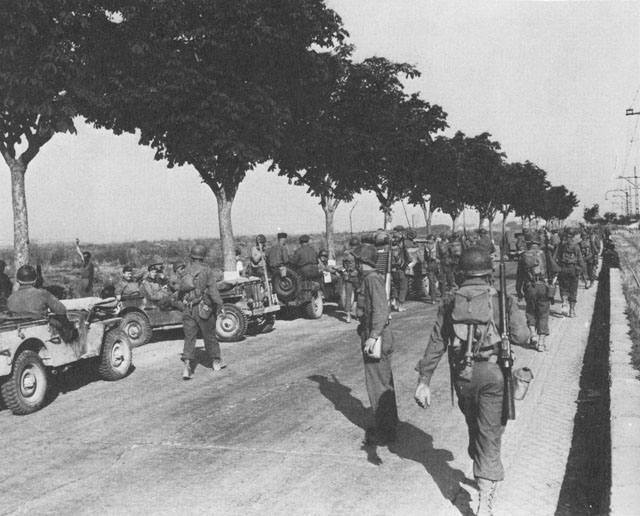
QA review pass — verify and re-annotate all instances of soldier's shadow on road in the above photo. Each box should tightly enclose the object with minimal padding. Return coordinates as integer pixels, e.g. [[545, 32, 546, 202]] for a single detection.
[[308, 374, 473, 515]]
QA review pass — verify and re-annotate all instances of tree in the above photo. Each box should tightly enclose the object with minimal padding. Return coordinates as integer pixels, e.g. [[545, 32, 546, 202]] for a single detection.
[[584, 204, 600, 224], [82, 0, 345, 271], [511, 161, 550, 228], [538, 185, 579, 225], [453, 132, 505, 241], [0, 2, 101, 266], [353, 60, 447, 228]]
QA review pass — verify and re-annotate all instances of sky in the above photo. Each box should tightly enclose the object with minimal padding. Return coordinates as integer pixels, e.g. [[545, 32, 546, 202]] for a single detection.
[[0, 0, 638, 246]]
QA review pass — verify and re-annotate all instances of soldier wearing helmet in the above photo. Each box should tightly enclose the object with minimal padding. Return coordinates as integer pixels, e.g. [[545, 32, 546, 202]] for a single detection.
[[247, 234, 268, 279], [390, 228, 410, 312], [516, 235, 560, 352], [352, 243, 398, 446], [437, 230, 454, 296], [8, 265, 77, 341], [553, 228, 585, 317], [266, 232, 289, 278], [0, 259, 13, 303], [179, 244, 225, 379], [415, 246, 527, 515], [341, 236, 361, 323], [317, 248, 342, 298]]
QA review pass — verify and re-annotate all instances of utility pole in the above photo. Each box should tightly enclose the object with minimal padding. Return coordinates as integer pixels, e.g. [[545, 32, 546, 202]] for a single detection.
[[618, 165, 640, 216]]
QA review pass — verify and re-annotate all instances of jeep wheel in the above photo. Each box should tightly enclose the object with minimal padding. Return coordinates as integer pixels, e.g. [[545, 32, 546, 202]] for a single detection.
[[303, 291, 323, 319], [1, 350, 49, 415], [273, 266, 301, 302], [216, 304, 248, 342], [99, 329, 133, 381], [120, 311, 152, 348]]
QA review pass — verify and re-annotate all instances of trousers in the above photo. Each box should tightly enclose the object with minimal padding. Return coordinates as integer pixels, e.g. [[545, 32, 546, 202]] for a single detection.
[[361, 325, 398, 439], [391, 270, 408, 303], [558, 266, 579, 303], [524, 282, 551, 335], [455, 361, 505, 481], [181, 305, 220, 362]]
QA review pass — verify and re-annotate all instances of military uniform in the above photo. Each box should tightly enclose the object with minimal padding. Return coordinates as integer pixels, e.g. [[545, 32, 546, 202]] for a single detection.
[[579, 237, 596, 288], [390, 235, 409, 311], [355, 253, 398, 445], [141, 276, 179, 310], [8, 283, 76, 341], [8, 284, 67, 318], [290, 242, 320, 279], [554, 235, 585, 317], [341, 243, 360, 322], [247, 245, 268, 278], [77, 260, 94, 297], [266, 233, 289, 277], [0, 270, 13, 300], [423, 237, 440, 304], [437, 235, 454, 296], [115, 278, 141, 298], [180, 260, 224, 367], [416, 278, 527, 482], [516, 242, 560, 351]]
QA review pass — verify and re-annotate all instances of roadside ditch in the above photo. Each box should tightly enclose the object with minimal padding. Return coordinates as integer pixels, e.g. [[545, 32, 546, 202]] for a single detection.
[[555, 260, 612, 516]]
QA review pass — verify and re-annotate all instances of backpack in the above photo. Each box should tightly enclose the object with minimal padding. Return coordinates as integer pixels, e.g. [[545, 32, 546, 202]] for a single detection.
[[580, 242, 593, 260], [522, 249, 546, 280], [451, 284, 501, 354], [561, 247, 578, 266]]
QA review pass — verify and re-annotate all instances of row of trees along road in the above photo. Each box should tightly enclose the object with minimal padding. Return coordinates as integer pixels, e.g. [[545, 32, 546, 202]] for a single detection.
[[0, 1, 578, 271]]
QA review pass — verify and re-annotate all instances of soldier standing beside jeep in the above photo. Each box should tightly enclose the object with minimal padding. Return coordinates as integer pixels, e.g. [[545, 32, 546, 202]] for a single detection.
[[180, 245, 225, 380], [266, 232, 289, 278]]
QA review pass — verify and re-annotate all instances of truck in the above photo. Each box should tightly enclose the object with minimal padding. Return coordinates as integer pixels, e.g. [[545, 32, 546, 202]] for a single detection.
[[0, 297, 133, 415]]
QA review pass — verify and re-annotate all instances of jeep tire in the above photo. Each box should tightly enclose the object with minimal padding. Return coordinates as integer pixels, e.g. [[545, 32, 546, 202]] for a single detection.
[[99, 329, 133, 381], [1, 349, 49, 415], [120, 311, 152, 348], [273, 266, 301, 303], [216, 304, 248, 342]]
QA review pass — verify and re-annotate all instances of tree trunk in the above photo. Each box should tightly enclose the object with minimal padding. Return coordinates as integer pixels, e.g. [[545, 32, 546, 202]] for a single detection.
[[209, 184, 237, 273], [7, 157, 30, 268], [321, 193, 339, 260], [419, 199, 433, 235]]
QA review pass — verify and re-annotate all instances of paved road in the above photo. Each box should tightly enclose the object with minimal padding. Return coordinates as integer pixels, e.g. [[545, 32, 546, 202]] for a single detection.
[[1, 267, 551, 516]]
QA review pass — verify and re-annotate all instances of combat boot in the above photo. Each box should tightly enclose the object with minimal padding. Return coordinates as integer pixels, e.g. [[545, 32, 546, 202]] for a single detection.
[[476, 478, 497, 516], [561, 298, 569, 317], [182, 360, 193, 380], [537, 334, 547, 352], [527, 326, 537, 347], [569, 302, 576, 318]]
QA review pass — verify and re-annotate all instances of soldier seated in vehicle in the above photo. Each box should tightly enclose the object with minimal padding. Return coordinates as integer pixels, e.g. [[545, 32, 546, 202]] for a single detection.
[[247, 234, 268, 279], [114, 265, 142, 300], [140, 264, 182, 310], [8, 265, 77, 341], [290, 235, 320, 279], [318, 249, 343, 301]]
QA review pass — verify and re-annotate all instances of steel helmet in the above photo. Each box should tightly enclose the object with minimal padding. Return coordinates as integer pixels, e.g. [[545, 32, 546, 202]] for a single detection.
[[349, 237, 360, 247], [319, 249, 329, 258], [459, 246, 493, 277], [189, 244, 207, 260], [16, 264, 37, 284], [256, 234, 267, 244], [406, 230, 417, 240], [352, 243, 378, 267]]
